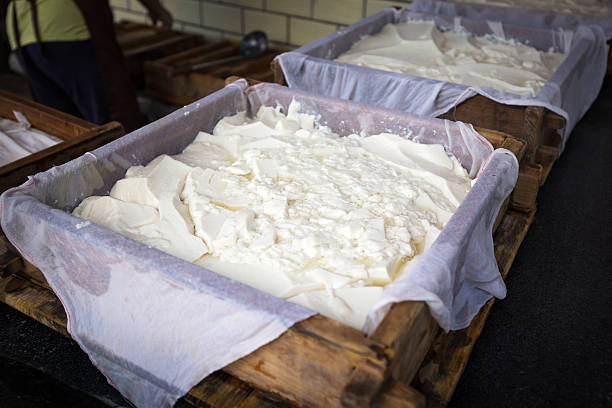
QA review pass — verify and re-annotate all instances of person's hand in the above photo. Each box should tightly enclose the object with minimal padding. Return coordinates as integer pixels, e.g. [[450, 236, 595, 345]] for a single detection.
[[139, 0, 173, 30], [149, 5, 172, 29]]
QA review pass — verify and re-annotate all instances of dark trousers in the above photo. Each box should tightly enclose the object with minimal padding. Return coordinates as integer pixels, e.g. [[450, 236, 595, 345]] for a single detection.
[[19, 40, 111, 125], [74, 0, 147, 132]]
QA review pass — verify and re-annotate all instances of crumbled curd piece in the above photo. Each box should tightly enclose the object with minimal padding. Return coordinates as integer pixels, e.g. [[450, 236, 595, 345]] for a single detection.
[[73, 102, 474, 330], [335, 20, 566, 96]]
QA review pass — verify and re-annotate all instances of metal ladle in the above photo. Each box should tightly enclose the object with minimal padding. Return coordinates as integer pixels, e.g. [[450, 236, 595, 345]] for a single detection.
[[191, 31, 268, 71]]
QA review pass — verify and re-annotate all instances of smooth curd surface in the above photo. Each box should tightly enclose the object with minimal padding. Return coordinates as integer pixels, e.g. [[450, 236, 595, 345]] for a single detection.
[[451, 0, 611, 19], [335, 20, 566, 96], [73, 102, 474, 330]]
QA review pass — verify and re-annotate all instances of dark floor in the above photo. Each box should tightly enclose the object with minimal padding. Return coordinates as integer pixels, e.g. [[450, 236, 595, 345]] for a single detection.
[[450, 77, 612, 408], [0, 76, 611, 407]]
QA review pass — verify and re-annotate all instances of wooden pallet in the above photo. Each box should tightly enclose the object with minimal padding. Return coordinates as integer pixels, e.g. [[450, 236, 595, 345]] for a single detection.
[[115, 21, 203, 89], [144, 40, 282, 106], [413, 209, 535, 407], [271, 60, 563, 184], [0, 206, 534, 408], [0, 90, 125, 192], [473, 127, 538, 213], [0, 85, 535, 407]]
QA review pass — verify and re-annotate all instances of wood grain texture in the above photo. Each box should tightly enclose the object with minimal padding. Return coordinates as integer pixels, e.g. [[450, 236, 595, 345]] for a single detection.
[[0, 274, 425, 407], [511, 164, 541, 212], [0, 121, 124, 192], [444, 96, 526, 139], [373, 380, 427, 408], [522, 106, 545, 163], [185, 370, 297, 408], [370, 302, 439, 387], [271, 59, 287, 86], [0, 275, 69, 337], [535, 144, 559, 186], [114, 22, 202, 88], [0, 89, 92, 139], [412, 209, 536, 407], [144, 41, 279, 105], [0, 209, 531, 407], [223, 314, 389, 407], [475, 126, 541, 212]]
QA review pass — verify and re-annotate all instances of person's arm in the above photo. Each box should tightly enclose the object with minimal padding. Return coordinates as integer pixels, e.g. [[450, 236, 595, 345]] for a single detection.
[[137, 0, 173, 29]]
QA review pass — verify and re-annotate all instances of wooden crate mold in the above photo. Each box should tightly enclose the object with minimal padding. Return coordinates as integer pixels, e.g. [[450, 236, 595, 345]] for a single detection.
[[144, 40, 282, 106], [0, 88, 535, 407], [115, 21, 203, 88], [0, 90, 125, 193], [271, 60, 564, 185]]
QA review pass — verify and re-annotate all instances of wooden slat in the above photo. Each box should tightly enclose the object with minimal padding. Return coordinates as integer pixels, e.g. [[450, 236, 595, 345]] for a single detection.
[[122, 32, 198, 57], [371, 301, 439, 386], [0, 275, 69, 337], [511, 164, 541, 212], [413, 209, 536, 407], [522, 106, 545, 163], [440, 95, 530, 140], [145, 44, 282, 106], [222, 314, 389, 407], [184, 370, 296, 408], [0, 89, 92, 139], [144, 72, 227, 106], [114, 22, 203, 87], [271, 59, 286, 86], [373, 380, 426, 408], [473, 127, 507, 149], [535, 144, 559, 186], [475, 126, 541, 212], [543, 111, 566, 131], [500, 136, 527, 163], [149, 40, 235, 70], [0, 121, 124, 192]]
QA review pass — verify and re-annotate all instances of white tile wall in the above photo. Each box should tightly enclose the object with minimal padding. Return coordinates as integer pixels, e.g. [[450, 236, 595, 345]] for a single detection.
[[112, 0, 413, 47]]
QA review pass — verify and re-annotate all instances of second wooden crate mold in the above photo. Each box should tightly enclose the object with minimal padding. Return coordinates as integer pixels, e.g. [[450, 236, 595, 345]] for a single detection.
[[272, 8, 608, 185]]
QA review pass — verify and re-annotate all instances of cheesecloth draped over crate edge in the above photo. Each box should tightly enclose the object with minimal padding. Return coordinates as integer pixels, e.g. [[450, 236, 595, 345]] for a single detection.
[[410, 0, 612, 39], [276, 8, 609, 154], [0, 81, 517, 408]]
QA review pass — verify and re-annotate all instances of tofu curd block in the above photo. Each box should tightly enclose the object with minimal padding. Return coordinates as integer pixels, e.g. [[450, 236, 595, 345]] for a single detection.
[[335, 19, 566, 97], [73, 102, 475, 330], [451, 0, 611, 19]]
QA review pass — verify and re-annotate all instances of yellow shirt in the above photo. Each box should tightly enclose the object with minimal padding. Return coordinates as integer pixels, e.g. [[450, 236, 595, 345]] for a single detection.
[[6, 0, 91, 50]]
